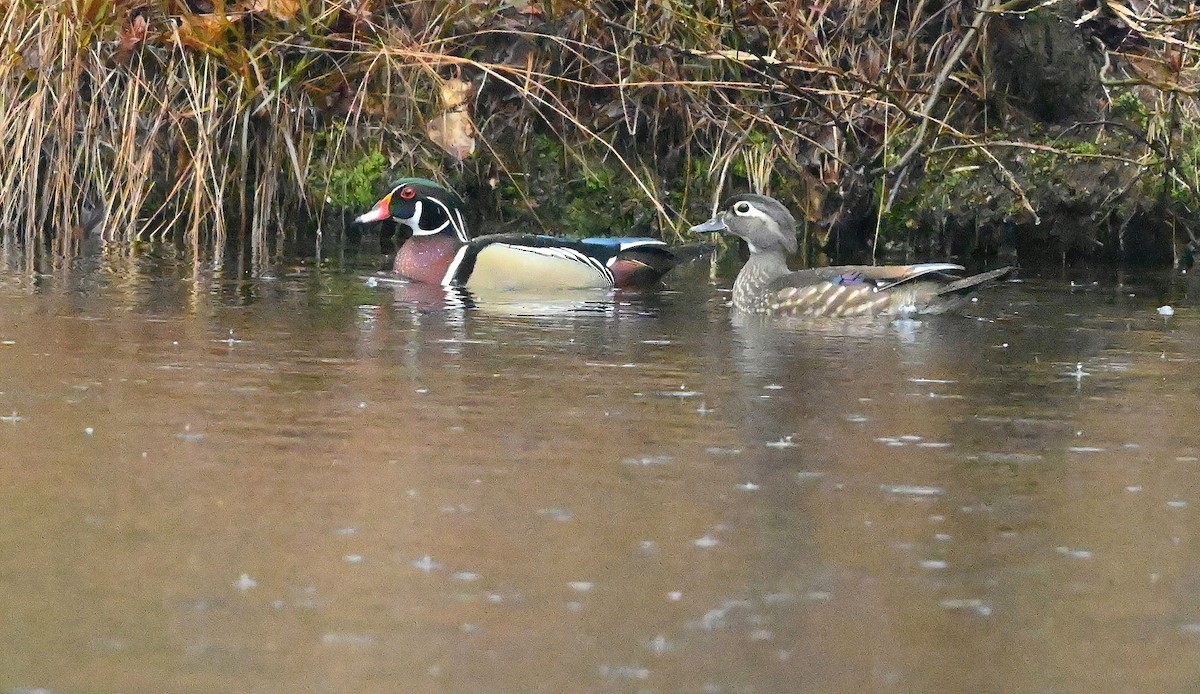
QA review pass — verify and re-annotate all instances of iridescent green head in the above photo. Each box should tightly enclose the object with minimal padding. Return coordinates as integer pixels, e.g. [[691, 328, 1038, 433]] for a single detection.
[[354, 178, 468, 242]]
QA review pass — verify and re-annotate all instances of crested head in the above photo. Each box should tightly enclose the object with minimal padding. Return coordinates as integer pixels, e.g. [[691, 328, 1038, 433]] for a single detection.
[[354, 177, 468, 242], [717, 194, 798, 255]]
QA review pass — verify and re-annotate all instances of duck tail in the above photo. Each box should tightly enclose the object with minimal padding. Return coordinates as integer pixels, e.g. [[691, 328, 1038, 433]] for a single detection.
[[935, 266, 1017, 297]]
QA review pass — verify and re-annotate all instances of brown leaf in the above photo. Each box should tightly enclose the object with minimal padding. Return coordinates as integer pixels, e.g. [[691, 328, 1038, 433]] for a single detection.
[[509, 0, 543, 15], [246, 0, 301, 21], [426, 111, 476, 161], [117, 14, 149, 62], [173, 13, 242, 52]]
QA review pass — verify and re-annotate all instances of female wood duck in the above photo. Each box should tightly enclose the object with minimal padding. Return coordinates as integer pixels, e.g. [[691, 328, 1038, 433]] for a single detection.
[[355, 178, 678, 291], [690, 194, 1015, 317]]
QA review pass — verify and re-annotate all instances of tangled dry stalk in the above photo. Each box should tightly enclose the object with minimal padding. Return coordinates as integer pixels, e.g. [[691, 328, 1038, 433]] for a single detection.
[[0, 0, 1197, 268]]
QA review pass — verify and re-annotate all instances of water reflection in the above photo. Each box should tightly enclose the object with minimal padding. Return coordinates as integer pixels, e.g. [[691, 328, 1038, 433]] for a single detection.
[[1, 257, 1200, 692]]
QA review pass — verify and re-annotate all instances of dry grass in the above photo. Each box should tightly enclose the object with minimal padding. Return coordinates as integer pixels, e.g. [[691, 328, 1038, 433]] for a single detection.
[[0, 0, 1197, 266]]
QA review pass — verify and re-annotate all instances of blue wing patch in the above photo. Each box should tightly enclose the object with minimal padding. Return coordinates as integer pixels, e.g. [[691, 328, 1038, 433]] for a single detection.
[[831, 271, 866, 286]]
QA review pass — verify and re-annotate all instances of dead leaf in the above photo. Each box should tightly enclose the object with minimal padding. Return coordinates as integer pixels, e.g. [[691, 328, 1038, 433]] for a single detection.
[[246, 0, 301, 21], [426, 111, 476, 161], [118, 14, 149, 62], [509, 0, 543, 15], [685, 48, 781, 64], [425, 77, 477, 160], [173, 13, 242, 52], [438, 77, 474, 109]]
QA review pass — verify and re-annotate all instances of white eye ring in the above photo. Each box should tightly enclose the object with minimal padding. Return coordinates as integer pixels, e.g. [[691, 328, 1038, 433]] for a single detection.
[[733, 201, 752, 215]]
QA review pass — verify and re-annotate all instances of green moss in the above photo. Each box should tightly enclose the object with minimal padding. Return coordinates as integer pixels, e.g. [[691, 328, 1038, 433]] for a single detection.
[[320, 150, 389, 210], [1111, 91, 1151, 130]]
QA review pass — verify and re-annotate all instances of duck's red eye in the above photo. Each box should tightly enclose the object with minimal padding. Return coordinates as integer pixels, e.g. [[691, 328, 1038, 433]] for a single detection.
[[399, 187, 416, 200]]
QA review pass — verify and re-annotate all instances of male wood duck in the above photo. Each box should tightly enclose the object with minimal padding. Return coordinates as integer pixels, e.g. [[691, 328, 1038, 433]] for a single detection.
[[355, 178, 678, 290], [690, 194, 1015, 317]]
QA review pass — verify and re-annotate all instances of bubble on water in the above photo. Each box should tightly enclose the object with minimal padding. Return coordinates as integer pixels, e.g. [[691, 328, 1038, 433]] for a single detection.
[[1125, 486, 1143, 493], [919, 559, 948, 570], [487, 593, 504, 603], [845, 413, 869, 422], [763, 383, 783, 390], [344, 554, 363, 564], [737, 482, 761, 491], [565, 601, 584, 612], [1157, 305, 1175, 316], [461, 623, 479, 634], [452, 571, 480, 582], [411, 556, 441, 572], [84, 427, 94, 436], [765, 435, 796, 449], [694, 535, 719, 548], [806, 591, 833, 601], [1068, 446, 1105, 453], [1168, 500, 1188, 509], [233, 573, 257, 591], [569, 581, 594, 593], [668, 591, 683, 601], [934, 533, 952, 541], [1180, 623, 1200, 634]]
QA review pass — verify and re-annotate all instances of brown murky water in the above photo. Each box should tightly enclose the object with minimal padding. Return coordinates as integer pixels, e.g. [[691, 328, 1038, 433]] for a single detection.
[[3, 251, 1200, 693]]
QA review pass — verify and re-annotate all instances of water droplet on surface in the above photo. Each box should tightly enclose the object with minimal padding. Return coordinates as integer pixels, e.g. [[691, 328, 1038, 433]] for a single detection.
[[624, 455, 674, 466], [765, 435, 796, 449], [1056, 547, 1093, 560], [647, 634, 672, 654], [321, 632, 376, 646], [880, 484, 946, 497]]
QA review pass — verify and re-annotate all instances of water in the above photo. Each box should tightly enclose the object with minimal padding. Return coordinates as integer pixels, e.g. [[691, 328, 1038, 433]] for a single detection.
[[3, 253, 1200, 692]]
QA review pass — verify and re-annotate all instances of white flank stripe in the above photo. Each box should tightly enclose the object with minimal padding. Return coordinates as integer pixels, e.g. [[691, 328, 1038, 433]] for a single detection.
[[441, 245, 471, 286], [503, 244, 613, 283]]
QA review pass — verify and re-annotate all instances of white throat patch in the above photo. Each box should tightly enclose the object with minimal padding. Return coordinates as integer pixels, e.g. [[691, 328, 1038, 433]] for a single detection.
[[398, 198, 469, 242]]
